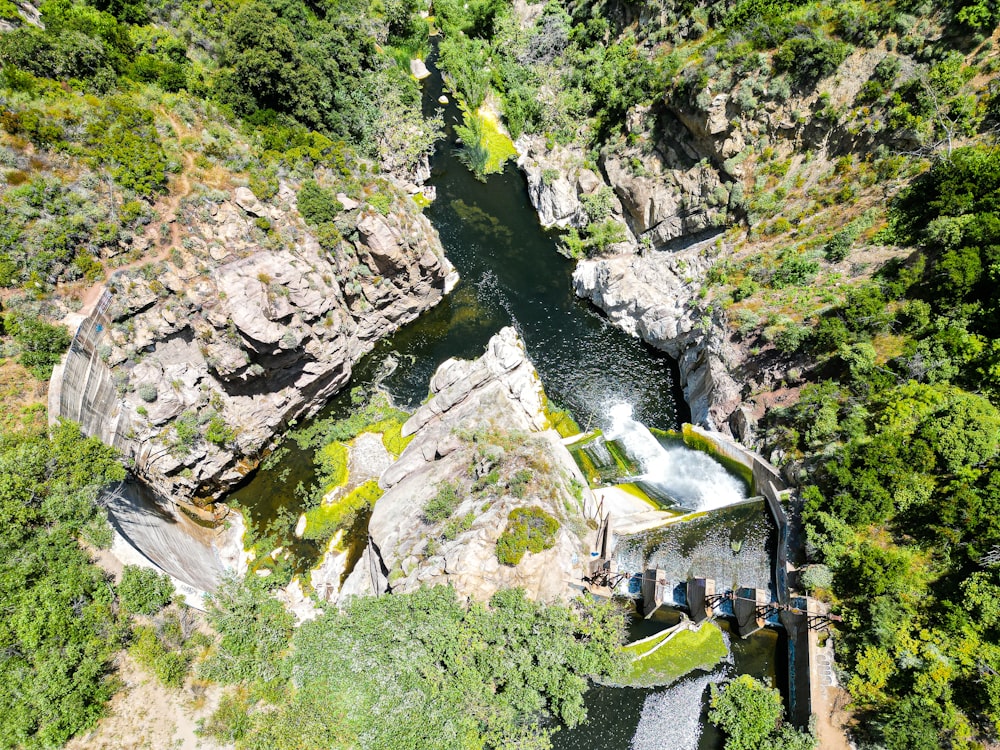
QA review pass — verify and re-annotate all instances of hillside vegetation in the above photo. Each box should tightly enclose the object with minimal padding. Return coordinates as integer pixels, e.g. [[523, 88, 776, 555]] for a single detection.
[[2, 0, 1000, 747], [431, 1, 1000, 747]]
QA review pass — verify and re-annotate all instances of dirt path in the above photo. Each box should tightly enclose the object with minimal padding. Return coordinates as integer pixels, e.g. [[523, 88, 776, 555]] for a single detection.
[[64, 653, 232, 750], [71, 110, 197, 321]]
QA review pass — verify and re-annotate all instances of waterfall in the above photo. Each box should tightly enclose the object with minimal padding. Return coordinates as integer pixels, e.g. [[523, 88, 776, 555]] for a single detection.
[[605, 403, 747, 512]]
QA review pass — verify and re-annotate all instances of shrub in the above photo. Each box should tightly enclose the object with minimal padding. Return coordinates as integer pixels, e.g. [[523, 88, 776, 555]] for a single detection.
[[368, 192, 392, 216], [4, 312, 71, 380], [801, 564, 834, 592], [205, 414, 235, 447], [162, 413, 198, 457], [138, 383, 158, 402], [496, 506, 560, 565], [771, 254, 819, 288], [824, 230, 854, 262], [581, 187, 616, 223], [424, 481, 462, 523], [731, 277, 758, 301], [773, 36, 850, 86], [118, 565, 174, 614], [131, 625, 187, 687], [297, 180, 343, 226]]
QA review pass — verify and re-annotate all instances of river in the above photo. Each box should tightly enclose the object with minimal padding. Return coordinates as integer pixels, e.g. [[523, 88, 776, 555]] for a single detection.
[[228, 49, 780, 750]]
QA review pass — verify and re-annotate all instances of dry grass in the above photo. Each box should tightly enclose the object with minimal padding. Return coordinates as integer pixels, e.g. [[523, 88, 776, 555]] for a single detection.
[[0, 359, 47, 433]]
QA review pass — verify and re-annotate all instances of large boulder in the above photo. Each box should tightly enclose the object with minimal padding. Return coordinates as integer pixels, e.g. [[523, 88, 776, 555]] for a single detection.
[[340, 328, 596, 604]]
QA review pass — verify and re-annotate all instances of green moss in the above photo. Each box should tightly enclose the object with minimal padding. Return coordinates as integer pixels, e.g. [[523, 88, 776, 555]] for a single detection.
[[316, 441, 349, 492], [496, 506, 560, 565], [616, 482, 658, 507], [379, 419, 414, 457], [303, 479, 383, 543], [543, 398, 581, 438], [621, 621, 728, 687]]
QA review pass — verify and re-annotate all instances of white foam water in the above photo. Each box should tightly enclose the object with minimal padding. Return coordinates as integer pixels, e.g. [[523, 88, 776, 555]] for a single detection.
[[629, 670, 723, 750], [605, 403, 747, 512]]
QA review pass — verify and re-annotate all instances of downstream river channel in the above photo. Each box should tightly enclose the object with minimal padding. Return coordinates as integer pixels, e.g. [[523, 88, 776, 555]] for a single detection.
[[230, 52, 780, 750]]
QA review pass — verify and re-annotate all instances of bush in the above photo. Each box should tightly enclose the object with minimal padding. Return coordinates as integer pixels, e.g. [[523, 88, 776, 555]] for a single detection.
[[771, 254, 819, 288], [731, 277, 759, 301], [773, 36, 850, 86], [581, 187, 615, 223], [296, 179, 342, 226], [118, 565, 174, 614], [205, 414, 235, 447], [824, 230, 854, 262], [424, 481, 462, 523], [496, 506, 560, 565], [138, 383, 158, 402], [131, 625, 188, 687], [801, 564, 833, 592], [4, 312, 71, 380]]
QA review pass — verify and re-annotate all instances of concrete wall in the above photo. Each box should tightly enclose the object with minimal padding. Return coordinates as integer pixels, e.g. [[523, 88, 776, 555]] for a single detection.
[[683, 425, 788, 596], [685, 424, 811, 727], [48, 290, 135, 459]]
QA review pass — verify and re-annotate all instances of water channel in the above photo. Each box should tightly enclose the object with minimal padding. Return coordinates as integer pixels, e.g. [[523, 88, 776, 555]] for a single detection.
[[227, 50, 780, 750]]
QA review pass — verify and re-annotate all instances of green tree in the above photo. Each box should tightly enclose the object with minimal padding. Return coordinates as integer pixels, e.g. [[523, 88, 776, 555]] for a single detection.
[[117, 565, 174, 615], [208, 586, 626, 750], [0, 420, 125, 748], [709, 675, 809, 750], [217, 2, 322, 126]]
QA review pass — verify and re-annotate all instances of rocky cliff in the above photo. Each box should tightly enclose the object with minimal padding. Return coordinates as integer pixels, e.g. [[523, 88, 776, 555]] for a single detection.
[[514, 48, 891, 433], [338, 328, 595, 604], [572, 244, 741, 430], [51, 183, 457, 504]]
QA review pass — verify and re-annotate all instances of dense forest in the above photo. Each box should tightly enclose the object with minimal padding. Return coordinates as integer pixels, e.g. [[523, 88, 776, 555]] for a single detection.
[[1, 0, 999, 747]]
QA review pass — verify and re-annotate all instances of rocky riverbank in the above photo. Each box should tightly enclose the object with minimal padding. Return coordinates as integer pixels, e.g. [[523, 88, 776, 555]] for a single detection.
[[51, 182, 457, 505], [330, 328, 596, 604], [516, 128, 746, 432]]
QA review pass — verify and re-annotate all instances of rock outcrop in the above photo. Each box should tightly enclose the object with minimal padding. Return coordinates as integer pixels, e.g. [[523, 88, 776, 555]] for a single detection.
[[52, 183, 457, 503], [572, 242, 742, 429], [514, 113, 741, 429], [516, 136, 608, 230], [339, 328, 595, 604]]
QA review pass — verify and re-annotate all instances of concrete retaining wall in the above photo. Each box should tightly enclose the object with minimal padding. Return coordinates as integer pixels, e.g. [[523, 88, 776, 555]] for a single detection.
[[684, 424, 811, 727]]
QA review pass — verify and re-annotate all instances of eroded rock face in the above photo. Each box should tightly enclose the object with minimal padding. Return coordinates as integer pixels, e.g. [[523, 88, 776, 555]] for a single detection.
[[516, 136, 614, 230], [59, 184, 456, 503], [572, 242, 742, 430], [339, 328, 595, 604]]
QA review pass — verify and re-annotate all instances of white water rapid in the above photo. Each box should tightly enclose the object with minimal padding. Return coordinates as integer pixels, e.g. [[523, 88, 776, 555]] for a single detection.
[[604, 403, 748, 512], [629, 669, 725, 750]]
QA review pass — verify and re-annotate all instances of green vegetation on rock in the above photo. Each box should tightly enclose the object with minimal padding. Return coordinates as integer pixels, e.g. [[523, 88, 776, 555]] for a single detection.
[[496, 505, 560, 565], [302, 479, 383, 544]]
